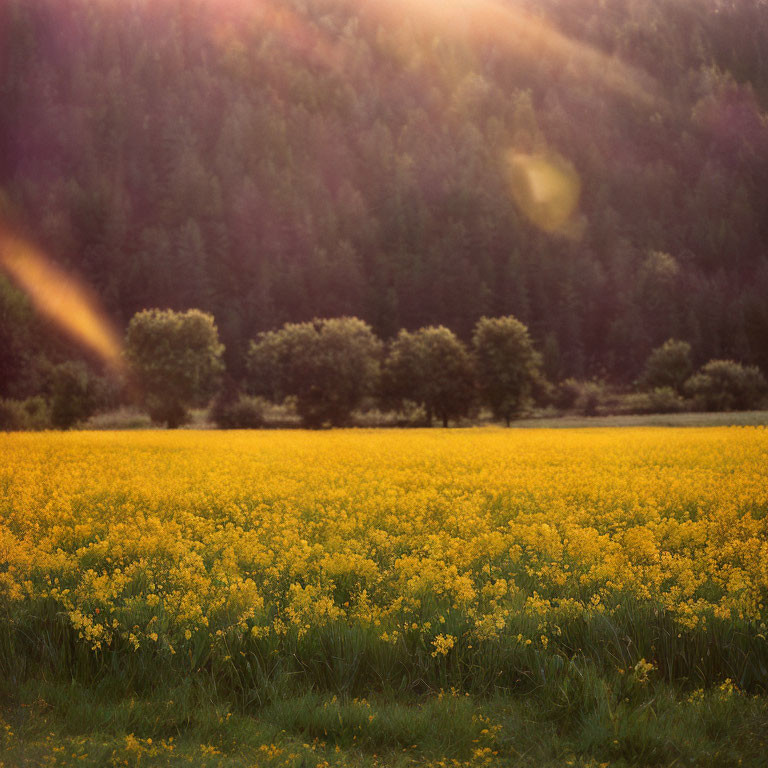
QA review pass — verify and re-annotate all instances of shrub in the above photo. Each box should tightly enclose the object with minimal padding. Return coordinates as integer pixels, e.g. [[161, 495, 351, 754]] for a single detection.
[[555, 379, 606, 415], [555, 378, 582, 410], [580, 381, 605, 416], [0, 399, 28, 430], [685, 360, 767, 411], [0, 396, 51, 431], [638, 339, 693, 394], [49, 361, 95, 429], [647, 386, 687, 413], [23, 396, 51, 429], [627, 387, 688, 414], [211, 395, 266, 429], [530, 373, 556, 409]]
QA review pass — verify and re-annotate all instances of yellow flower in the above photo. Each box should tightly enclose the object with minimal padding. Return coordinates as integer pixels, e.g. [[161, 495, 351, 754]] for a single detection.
[[2, 427, 766, 679], [431, 634, 456, 657]]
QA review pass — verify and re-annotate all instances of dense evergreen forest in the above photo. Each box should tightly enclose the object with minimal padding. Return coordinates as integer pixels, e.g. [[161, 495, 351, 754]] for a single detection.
[[2, 0, 768, 390]]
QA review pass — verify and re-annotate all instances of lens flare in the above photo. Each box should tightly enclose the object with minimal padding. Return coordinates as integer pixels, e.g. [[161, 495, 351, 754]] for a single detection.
[[0, 225, 125, 373], [504, 151, 581, 234]]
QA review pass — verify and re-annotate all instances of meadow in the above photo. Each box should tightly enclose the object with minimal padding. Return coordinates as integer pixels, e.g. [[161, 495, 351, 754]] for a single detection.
[[1, 428, 767, 767]]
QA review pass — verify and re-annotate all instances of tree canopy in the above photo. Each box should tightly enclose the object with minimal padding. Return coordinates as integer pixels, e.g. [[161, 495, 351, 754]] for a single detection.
[[248, 316, 381, 427], [472, 315, 541, 426], [382, 326, 475, 427], [639, 339, 694, 394], [125, 308, 224, 427], [684, 360, 767, 412]]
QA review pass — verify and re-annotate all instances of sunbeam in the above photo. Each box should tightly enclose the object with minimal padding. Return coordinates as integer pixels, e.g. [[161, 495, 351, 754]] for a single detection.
[[0, 225, 125, 374]]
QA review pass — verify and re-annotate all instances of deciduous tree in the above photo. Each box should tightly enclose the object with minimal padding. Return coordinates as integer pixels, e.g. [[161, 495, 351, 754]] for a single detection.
[[472, 315, 541, 426], [382, 326, 474, 427], [248, 317, 381, 427], [125, 308, 224, 427]]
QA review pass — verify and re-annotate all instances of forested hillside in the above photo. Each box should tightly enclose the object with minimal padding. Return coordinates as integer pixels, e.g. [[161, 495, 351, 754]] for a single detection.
[[2, 0, 768, 385]]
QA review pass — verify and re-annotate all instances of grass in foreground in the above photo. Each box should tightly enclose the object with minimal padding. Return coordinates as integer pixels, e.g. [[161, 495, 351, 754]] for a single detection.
[[3, 675, 767, 767]]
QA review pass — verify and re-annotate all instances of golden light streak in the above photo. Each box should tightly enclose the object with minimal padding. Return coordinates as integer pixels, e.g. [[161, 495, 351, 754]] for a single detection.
[[362, 0, 657, 106], [0, 226, 125, 373], [352, 0, 657, 233]]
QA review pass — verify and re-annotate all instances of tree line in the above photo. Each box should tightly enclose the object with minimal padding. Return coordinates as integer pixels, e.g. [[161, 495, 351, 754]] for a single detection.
[[132, 309, 768, 429], [2, 302, 765, 430], [129, 309, 544, 429]]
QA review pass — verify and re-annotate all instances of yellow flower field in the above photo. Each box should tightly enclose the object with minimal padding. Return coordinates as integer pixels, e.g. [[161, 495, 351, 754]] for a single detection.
[[1, 427, 767, 694]]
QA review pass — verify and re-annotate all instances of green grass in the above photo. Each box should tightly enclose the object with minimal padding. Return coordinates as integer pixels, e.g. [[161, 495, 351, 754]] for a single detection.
[[79, 407, 768, 432], [3, 606, 768, 767], [4, 595, 768, 765], [508, 410, 768, 429], [5, 596, 767, 699], [3, 671, 767, 767]]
